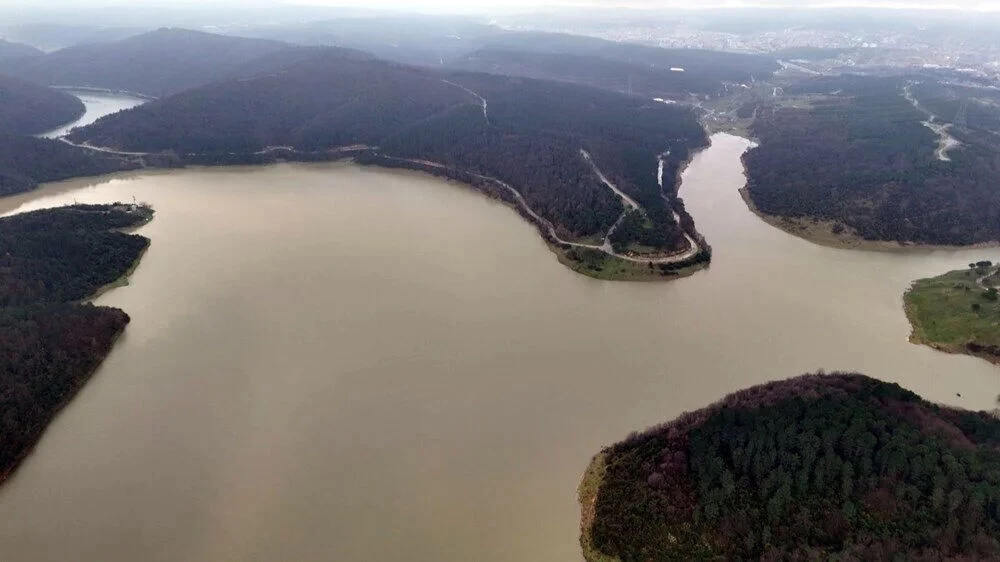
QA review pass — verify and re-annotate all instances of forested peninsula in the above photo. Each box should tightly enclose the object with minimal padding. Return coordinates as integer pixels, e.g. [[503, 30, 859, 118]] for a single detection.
[[0, 204, 152, 484], [581, 373, 1000, 560], [66, 47, 713, 280]]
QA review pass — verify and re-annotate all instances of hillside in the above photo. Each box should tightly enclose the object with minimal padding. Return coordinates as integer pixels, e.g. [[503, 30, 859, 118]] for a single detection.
[[451, 48, 723, 99], [71, 53, 709, 262], [0, 39, 42, 61], [454, 38, 778, 98], [0, 75, 84, 135], [0, 135, 140, 196], [581, 373, 1000, 560], [743, 75, 1000, 247], [0, 28, 297, 97], [0, 204, 152, 485]]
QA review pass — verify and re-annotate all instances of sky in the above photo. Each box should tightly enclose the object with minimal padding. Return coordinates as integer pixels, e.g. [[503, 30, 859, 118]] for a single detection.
[[286, 0, 1000, 13], [12, 0, 1000, 11]]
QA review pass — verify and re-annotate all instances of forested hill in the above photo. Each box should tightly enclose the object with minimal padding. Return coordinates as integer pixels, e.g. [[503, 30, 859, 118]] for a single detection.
[[0, 204, 152, 485], [0, 28, 303, 97], [0, 75, 84, 135], [0, 135, 139, 196], [71, 53, 709, 252], [453, 39, 778, 98], [582, 373, 1000, 560], [744, 75, 1000, 246], [0, 39, 42, 61]]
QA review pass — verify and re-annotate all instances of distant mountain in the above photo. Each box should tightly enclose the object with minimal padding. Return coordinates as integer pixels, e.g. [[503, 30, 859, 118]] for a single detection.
[[451, 48, 741, 99], [582, 372, 1000, 560], [464, 32, 779, 94], [0, 28, 298, 97], [0, 24, 145, 52], [0, 76, 84, 135], [71, 51, 708, 253], [233, 15, 506, 68], [0, 39, 42, 61], [236, 19, 777, 95]]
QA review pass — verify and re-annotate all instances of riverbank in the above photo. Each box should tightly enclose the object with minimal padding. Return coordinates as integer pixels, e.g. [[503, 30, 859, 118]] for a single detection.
[[84, 240, 151, 303], [578, 453, 617, 562], [740, 187, 1000, 253]]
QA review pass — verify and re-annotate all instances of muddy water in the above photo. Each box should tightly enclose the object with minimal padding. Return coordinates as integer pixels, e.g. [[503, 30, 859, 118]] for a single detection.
[[0, 133, 994, 561]]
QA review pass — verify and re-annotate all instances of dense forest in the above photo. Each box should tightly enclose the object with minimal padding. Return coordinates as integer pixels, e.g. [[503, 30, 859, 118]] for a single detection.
[[744, 75, 1000, 245], [911, 79, 1000, 136], [0, 204, 152, 483], [0, 75, 84, 135], [584, 373, 1000, 560], [0, 134, 140, 196], [72, 51, 708, 250]]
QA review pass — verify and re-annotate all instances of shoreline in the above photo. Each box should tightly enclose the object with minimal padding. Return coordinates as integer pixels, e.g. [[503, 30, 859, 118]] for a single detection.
[[0, 324, 127, 487], [739, 187, 1000, 253], [84, 239, 151, 303], [578, 452, 618, 562], [0, 206, 156, 487], [903, 286, 1000, 368]]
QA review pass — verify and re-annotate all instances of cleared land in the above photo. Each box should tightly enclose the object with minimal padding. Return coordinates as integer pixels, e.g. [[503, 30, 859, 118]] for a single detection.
[[905, 262, 1000, 365]]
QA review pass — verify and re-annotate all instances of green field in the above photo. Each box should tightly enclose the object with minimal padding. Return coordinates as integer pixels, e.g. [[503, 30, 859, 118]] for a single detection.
[[557, 246, 707, 282], [904, 262, 1000, 363]]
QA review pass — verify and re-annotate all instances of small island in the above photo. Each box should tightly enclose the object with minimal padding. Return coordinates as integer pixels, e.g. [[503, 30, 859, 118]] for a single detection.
[[0, 203, 152, 485], [905, 261, 1000, 365], [580, 373, 1000, 560]]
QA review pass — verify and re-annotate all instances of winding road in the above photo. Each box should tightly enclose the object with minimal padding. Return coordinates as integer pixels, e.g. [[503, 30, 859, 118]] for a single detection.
[[441, 79, 490, 125], [902, 83, 961, 162], [58, 137, 150, 157], [58, 79, 703, 267]]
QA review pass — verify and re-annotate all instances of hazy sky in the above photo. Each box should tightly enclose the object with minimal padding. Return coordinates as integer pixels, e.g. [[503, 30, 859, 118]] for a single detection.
[[288, 0, 1000, 12], [15, 0, 1000, 12]]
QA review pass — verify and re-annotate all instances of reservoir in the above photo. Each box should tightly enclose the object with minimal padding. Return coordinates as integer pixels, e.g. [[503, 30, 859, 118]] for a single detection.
[[0, 102, 997, 561], [36, 90, 146, 138]]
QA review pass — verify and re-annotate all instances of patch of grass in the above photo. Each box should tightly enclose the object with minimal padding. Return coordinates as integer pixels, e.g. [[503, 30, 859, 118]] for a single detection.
[[557, 246, 706, 282], [904, 265, 1000, 364]]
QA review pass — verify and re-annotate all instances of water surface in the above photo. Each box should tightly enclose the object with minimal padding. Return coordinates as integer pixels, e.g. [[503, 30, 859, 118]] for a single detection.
[[37, 91, 146, 139], [0, 131, 996, 561]]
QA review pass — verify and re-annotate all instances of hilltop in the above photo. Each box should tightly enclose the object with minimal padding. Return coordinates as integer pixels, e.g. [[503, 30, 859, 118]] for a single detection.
[[0, 28, 300, 97], [581, 373, 1000, 560]]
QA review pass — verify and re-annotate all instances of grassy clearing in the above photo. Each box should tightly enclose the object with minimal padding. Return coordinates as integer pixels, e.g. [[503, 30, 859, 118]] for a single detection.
[[904, 264, 1000, 364], [556, 246, 707, 282]]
